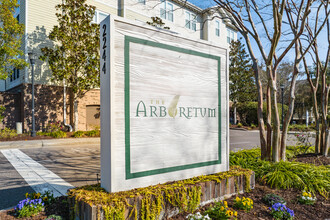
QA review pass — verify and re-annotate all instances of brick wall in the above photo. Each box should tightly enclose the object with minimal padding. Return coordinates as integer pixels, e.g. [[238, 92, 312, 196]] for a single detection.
[[0, 92, 21, 130], [20, 84, 100, 132]]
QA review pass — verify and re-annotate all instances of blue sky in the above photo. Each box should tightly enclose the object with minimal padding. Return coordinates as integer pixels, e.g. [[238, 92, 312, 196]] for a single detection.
[[187, 0, 328, 67], [188, 0, 215, 9]]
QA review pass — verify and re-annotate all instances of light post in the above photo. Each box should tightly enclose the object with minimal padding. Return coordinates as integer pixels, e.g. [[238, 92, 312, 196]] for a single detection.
[[280, 84, 284, 131], [28, 52, 37, 137]]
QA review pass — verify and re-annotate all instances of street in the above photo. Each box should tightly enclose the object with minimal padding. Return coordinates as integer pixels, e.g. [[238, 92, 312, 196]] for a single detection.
[[0, 130, 300, 210]]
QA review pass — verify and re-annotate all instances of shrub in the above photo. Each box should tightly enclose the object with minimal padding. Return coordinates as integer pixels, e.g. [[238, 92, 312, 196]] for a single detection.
[[85, 130, 100, 137], [204, 201, 237, 219], [233, 196, 253, 212], [45, 121, 63, 133], [15, 198, 44, 218], [0, 105, 5, 121], [46, 215, 63, 220], [230, 149, 330, 197], [269, 203, 294, 220], [73, 131, 85, 138], [236, 102, 288, 125], [237, 122, 243, 128], [250, 123, 256, 128], [0, 127, 18, 138], [49, 130, 67, 138], [263, 193, 286, 206], [286, 145, 315, 158], [288, 124, 315, 132]]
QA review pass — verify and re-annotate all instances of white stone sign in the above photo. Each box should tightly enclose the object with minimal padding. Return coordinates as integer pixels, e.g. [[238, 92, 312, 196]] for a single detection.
[[100, 15, 229, 193]]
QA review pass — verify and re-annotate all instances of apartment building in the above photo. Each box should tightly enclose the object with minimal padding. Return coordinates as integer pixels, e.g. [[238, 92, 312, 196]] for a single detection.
[[0, 0, 237, 131]]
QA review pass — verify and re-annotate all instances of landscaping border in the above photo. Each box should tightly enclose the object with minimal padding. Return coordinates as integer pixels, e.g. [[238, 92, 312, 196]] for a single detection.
[[68, 169, 255, 220]]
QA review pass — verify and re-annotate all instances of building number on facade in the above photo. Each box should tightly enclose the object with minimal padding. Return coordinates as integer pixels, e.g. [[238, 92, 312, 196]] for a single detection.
[[102, 24, 107, 74]]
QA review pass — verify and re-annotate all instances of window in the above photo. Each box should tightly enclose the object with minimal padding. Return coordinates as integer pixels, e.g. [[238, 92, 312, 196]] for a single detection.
[[185, 11, 197, 31], [215, 20, 220, 37], [227, 28, 235, 43], [10, 68, 20, 82], [160, 1, 174, 22], [138, 0, 145, 4], [92, 10, 109, 24]]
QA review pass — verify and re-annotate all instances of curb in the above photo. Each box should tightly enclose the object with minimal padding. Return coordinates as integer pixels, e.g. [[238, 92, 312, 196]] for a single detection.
[[230, 127, 248, 131], [0, 137, 100, 150]]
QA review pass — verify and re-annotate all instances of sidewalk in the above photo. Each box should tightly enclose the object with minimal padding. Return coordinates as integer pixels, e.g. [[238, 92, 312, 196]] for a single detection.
[[0, 137, 100, 150]]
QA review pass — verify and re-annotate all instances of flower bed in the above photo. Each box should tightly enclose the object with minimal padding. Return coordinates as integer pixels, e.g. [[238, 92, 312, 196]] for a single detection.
[[68, 166, 254, 220]]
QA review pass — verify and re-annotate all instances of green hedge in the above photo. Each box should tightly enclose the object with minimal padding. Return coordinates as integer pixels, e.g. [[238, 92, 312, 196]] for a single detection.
[[236, 102, 288, 126]]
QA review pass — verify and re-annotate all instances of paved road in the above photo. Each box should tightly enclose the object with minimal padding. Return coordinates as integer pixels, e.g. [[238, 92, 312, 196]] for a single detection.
[[0, 130, 300, 210]]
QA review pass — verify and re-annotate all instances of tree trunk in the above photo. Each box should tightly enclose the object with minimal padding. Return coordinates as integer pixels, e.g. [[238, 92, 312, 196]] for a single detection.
[[312, 90, 320, 154], [268, 67, 281, 162], [322, 87, 329, 156], [280, 64, 298, 160], [73, 99, 79, 131], [233, 103, 237, 125], [252, 63, 267, 160], [266, 83, 272, 161]]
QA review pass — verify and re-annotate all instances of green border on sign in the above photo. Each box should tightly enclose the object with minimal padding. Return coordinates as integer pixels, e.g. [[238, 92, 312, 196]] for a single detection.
[[125, 36, 222, 179]]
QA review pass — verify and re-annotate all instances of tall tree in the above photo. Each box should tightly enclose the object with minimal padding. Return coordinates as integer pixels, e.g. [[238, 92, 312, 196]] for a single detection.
[[41, 0, 100, 131], [0, 0, 27, 79], [280, 0, 329, 159], [229, 40, 256, 124], [299, 1, 330, 155], [214, 0, 315, 161]]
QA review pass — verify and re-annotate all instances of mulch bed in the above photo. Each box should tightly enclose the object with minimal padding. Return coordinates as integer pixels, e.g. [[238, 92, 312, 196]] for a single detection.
[[170, 183, 330, 220], [289, 153, 329, 166]]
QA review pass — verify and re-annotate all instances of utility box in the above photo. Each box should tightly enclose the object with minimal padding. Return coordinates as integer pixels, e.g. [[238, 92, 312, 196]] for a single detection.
[[16, 122, 22, 134]]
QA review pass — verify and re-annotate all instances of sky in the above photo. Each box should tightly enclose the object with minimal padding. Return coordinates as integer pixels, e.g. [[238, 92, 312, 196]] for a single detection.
[[188, 0, 215, 9], [187, 0, 328, 69]]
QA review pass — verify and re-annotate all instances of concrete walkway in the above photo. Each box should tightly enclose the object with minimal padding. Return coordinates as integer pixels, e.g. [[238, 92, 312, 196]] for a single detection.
[[0, 137, 100, 150]]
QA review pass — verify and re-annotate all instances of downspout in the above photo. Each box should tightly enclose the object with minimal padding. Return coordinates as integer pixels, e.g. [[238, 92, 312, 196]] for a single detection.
[[63, 79, 72, 132]]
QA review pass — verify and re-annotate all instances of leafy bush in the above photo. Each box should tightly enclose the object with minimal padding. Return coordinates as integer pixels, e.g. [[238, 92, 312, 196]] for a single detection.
[[45, 121, 63, 133], [233, 196, 253, 212], [236, 102, 288, 125], [73, 131, 85, 138], [250, 123, 256, 128], [237, 122, 243, 128], [230, 149, 330, 197], [0, 127, 18, 138], [269, 203, 294, 220], [49, 130, 67, 138], [286, 145, 315, 159], [15, 198, 44, 218], [263, 193, 286, 206], [204, 201, 237, 219], [36, 131, 47, 136], [46, 215, 63, 220], [85, 129, 100, 137], [288, 124, 315, 132], [0, 105, 5, 121]]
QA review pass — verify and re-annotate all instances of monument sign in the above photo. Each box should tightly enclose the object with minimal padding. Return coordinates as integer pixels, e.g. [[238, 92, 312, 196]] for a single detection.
[[100, 15, 229, 192]]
